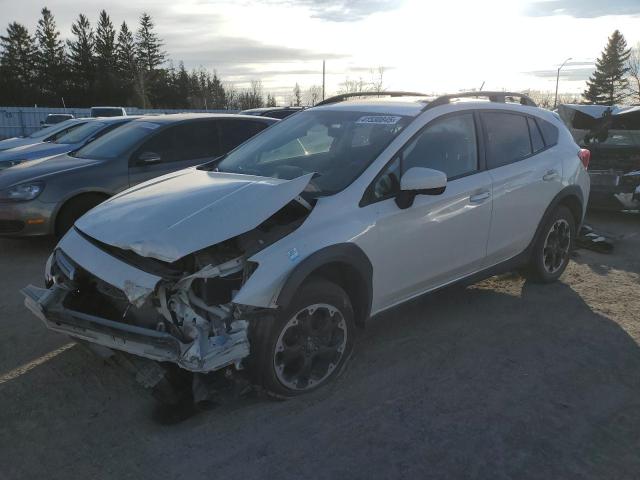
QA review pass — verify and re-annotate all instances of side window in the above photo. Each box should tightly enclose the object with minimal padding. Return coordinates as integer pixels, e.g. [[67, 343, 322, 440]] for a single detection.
[[137, 122, 220, 164], [403, 113, 478, 178], [219, 120, 267, 152], [135, 126, 177, 163], [528, 117, 545, 152], [482, 112, 532, 168], [537, 118, 559, 147], [172, 121, 220, 161], [370, 156, 401, 202]]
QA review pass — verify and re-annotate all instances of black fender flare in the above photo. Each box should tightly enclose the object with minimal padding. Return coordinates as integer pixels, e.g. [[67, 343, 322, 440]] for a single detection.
[[276, 243, 373, 324]]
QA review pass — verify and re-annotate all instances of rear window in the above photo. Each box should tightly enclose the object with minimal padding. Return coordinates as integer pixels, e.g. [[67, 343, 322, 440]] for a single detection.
[[537, 118, 559, 147], [528, 117, 545, 152], [482, 112, 532, 169]]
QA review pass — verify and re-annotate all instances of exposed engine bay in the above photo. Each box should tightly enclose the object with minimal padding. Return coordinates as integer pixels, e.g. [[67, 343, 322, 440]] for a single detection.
[[23, 197, 312, 374]]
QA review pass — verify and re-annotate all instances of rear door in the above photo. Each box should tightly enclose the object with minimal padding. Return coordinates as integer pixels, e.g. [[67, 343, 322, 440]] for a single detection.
[[482, 111, 564, 264], [128, 120, 221, 185]]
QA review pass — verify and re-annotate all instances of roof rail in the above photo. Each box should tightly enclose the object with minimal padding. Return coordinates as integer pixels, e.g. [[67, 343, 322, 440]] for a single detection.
[[423, 91, 537, 111], [315, 91, 429, 107]]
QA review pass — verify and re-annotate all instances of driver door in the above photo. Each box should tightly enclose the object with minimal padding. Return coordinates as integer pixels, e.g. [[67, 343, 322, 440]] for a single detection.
[[128, 121, 221, 186], [363, 112, 493, 311]]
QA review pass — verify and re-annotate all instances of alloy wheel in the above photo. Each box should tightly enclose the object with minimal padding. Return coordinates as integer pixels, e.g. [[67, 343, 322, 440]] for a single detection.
[[274, 303, 348, 391], [542, 218, 571, 274]]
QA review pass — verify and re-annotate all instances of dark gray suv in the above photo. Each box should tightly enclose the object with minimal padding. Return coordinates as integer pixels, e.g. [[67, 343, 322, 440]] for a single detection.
[[0, 113, 276, 237]]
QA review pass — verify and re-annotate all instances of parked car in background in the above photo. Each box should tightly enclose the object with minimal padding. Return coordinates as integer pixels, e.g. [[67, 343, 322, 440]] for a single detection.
[[90, 106, 127, 117], [0, 118, 88, 153], [0, 113, 276, 237], [558, 104, 640, 211], [22, 92, 590, 401], [240, 106, 304, 119], [41, 114, 74, 127], [0, 117, 135, 170]]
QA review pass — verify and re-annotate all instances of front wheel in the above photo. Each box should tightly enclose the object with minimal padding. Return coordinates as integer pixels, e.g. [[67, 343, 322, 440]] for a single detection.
[[522, 205, 576, 283], [247, 278, 355, 398]]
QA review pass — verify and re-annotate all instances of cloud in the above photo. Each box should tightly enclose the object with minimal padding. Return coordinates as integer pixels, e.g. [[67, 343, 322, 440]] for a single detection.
[[262, 0, 403, 21], [526, 0, 640, 18], [526, 67, 595, 81]]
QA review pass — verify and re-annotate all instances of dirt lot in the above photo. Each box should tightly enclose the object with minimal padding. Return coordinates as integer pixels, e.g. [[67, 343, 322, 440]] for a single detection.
[[0, 212, 639, 480]]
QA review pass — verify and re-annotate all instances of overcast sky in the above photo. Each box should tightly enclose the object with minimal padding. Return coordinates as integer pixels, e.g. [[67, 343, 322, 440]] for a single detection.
[[2, 0, 639, 102]]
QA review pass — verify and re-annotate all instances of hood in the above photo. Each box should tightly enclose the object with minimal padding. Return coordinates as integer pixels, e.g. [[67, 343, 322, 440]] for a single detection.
[[0, 154, 100, 188], [0, 141, 78, 163], [76, 169, 313, 263], [0, 137, 32, 152]]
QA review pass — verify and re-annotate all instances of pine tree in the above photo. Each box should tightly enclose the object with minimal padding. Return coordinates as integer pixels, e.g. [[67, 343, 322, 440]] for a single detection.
[[0, 22, 37, 105], [136, 13, 165, 71], [115, 21, 137, 106], [266, 93, 277, 107], [94, 10, 117, 104], [67, 14, 95, 105], [584, 30, 631, 105], [35, 7, 66, 105]]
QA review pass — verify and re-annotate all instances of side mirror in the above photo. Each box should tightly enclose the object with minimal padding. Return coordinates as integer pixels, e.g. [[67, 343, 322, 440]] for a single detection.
[[396, 167, 447, 209], [137, 151, 162, 165]]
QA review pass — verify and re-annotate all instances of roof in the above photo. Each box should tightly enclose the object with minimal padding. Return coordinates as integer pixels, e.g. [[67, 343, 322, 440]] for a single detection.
[[240, 107, 303, 114], [312, 97, 430, 117], [130, 113, 277, 124]]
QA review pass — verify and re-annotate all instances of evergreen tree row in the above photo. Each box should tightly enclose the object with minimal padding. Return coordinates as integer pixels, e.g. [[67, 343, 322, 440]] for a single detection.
[[0, 8, 267, 110]]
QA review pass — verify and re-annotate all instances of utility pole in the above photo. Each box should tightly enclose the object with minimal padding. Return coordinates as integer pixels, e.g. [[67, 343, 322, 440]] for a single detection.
[[322, 60, 326, 101], [554, 57, 572, 109]]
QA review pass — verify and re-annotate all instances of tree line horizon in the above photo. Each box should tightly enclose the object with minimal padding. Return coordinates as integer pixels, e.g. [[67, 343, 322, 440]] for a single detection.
[[0, 9, 638, 110]]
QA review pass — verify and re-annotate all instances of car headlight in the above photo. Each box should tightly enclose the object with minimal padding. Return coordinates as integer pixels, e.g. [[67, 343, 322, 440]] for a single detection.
[[0, 182, 44, 202]]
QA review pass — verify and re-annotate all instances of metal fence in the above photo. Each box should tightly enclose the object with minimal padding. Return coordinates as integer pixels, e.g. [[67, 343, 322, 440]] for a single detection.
[[0, 106, 235, 139]]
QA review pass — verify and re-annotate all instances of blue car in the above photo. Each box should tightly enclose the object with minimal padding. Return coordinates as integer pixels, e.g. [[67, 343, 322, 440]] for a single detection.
[[0, 117, 136, 170], [0, 118, 89, 152]]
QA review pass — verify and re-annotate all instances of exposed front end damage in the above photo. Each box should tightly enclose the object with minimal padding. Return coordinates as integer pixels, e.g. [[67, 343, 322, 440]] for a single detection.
[[21, 190, 312, 376]]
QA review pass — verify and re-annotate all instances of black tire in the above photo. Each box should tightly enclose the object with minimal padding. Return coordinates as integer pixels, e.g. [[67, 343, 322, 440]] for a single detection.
[[522, 205, 576, 283], [55, 194, 107, 238], [246, 278, 355, 398]]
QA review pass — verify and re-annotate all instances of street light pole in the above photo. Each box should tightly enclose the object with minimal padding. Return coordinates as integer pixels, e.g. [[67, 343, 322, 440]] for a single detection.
[[554, 57, 572, 109]]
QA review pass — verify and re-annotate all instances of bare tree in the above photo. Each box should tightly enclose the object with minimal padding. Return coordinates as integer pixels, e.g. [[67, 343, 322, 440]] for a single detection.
[[370, 66, 385, 93], [338, 77, 367, 94], [627, 43, 640, 104], [292, 83, 302, 106], [304, 85, 322, 106]]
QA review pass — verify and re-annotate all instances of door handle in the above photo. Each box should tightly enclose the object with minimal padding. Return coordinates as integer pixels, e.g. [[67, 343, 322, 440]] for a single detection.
[[469, 191, 491, 203], [543, 169, 560, 181]]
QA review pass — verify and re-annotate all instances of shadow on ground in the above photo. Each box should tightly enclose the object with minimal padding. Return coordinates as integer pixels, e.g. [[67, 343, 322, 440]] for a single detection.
[[1, 277, 639, 480]]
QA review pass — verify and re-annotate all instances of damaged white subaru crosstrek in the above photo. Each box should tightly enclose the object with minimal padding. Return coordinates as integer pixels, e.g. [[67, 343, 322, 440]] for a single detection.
[[23, 92, 590, 397]]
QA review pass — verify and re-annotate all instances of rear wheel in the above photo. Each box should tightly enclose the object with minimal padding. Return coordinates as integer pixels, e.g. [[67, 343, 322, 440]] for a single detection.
[[247, 278, 355, 397], [55, 194, 107, 238], [522, 205, 575, 283]]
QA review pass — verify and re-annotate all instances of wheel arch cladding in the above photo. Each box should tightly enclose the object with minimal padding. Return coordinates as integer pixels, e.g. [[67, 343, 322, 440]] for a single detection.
[[530, 186, 583, 251], [276, 243, 373, 327]]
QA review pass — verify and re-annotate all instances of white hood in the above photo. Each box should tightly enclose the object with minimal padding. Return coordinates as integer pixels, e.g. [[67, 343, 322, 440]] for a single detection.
[[75, 168, 313, 263]]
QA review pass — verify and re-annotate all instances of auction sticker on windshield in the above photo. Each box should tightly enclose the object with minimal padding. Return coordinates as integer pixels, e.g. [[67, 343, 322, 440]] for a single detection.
[[355, 116, 402, 125]]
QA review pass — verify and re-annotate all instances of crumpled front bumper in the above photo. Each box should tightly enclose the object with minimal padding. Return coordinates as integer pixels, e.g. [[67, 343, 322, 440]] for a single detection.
[[22, 284, 250, 374]]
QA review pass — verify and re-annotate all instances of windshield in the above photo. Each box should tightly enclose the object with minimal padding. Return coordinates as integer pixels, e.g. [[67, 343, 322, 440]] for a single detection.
[[74, 121, 161, 159], [28, 119, 78, 139], [55, 121, 107, 144], [213, 110, 412, 195]]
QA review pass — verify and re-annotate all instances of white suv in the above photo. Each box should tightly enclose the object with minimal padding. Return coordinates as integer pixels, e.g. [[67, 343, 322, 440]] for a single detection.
[[23, 92, 590, 398]]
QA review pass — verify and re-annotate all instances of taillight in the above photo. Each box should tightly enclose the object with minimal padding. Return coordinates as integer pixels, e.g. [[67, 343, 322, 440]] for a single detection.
[[578, 149, 590, 169]]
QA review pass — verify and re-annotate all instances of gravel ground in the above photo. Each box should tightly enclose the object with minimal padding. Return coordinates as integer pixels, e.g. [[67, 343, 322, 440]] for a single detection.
[[0, 212, 638, 480]]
